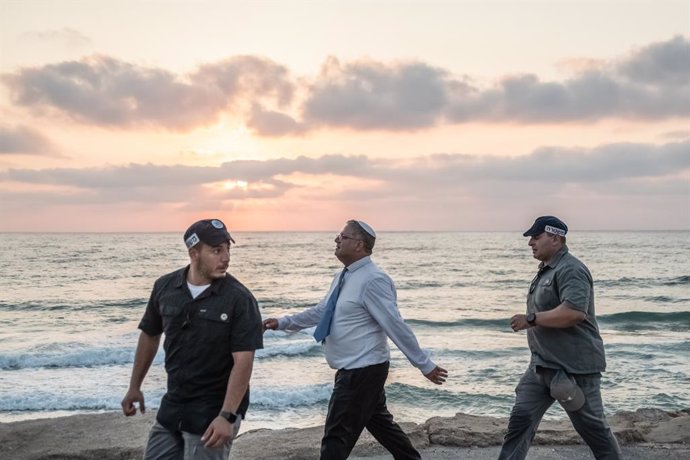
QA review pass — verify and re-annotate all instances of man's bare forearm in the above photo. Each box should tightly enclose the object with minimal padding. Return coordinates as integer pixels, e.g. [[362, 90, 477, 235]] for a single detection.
[[129, 332, 160, 389], [220, 351, 255, 413]]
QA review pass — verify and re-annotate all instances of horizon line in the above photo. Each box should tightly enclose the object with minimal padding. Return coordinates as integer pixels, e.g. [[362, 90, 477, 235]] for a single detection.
[[1, 229, 689, 234]]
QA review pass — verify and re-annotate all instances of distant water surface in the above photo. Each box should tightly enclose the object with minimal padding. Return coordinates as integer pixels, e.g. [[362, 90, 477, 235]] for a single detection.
[[0, 231, 688, 433]]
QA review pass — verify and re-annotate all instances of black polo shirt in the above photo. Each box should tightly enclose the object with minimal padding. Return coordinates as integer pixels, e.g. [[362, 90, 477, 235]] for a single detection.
[[139, 266, 263, 435]]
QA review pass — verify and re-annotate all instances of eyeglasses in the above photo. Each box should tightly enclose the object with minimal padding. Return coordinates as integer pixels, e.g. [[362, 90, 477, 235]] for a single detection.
[[336, 233, 362, 242]]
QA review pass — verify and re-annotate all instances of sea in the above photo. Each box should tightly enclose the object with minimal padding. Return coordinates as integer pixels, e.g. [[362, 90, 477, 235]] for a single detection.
[[1, 231, 688, 435]]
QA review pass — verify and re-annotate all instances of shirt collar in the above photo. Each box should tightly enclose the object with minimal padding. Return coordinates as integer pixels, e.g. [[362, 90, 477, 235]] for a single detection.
[[542, 245, 569, 269], [345, 255, 372, 273], [174, 265, 225, 295]]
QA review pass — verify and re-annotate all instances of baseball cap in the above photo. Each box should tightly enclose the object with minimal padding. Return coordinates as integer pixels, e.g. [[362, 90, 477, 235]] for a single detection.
[[550, 370, 585, 412], [523, 216, 568, 237], [184, 219, 235, 249]]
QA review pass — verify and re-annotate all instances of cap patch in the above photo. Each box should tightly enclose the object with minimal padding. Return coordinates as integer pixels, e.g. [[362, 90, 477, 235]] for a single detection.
[[185, 233, 200, 249], [545, 225, 566, 236], [211, 219, 224, 229]]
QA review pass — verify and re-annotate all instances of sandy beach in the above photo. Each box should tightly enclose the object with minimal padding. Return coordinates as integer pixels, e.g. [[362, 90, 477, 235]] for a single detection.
[[1, 408, 688, 459]]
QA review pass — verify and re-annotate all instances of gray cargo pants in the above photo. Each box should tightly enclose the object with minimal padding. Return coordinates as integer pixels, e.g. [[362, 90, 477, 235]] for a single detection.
[[498, 365, 622, 460], [143, 419, 241, 460]]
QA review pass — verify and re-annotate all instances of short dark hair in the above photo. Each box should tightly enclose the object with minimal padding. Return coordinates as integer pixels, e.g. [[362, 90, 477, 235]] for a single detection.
[[347, 219, 375, 253]]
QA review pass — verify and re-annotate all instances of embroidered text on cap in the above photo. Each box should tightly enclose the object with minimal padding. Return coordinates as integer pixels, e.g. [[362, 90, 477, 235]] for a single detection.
[[545, 225, 566, 236]]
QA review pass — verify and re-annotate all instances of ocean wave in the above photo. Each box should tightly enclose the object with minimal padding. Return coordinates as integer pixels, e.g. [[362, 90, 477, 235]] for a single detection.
[[597, 275, 690, 288], [0, 389, 166, 412], [2, 330, 317, 369], [256, 341, 322, 359], [406, 318, 510, 329], [251, 383, 333, 408], [397, 281, 444, 290], [607, 340, 690, 354], [0, 298, 145, 312], [598, 311, 690, 332], [662, 275, 690, 286], [385, 382, 514, 408], [597, 276, 653, 288], [406, 311, 690, 332], [641, 295, 688, 304], [258, 299, 319, 310], [0, 343, 163, 370], [253, 382, 515, 411], [435, 347, 526, 360]]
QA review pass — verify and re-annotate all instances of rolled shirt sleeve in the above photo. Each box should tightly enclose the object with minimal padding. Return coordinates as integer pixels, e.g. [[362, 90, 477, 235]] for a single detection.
[[557, 263, 593, 313]]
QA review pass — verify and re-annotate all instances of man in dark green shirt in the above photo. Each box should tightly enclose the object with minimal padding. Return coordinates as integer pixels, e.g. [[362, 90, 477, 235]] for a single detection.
[[121, 219, 263, 460], [499, 216, 621, 460]]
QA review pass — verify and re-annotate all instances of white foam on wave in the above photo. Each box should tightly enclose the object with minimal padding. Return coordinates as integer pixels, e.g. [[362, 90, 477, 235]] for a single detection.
[[0, 386, 167, 412], [0, 342, 164, 370], [250, 383, 333, 408], [255, 340, 320, 359], [256, 328, 321, 360]]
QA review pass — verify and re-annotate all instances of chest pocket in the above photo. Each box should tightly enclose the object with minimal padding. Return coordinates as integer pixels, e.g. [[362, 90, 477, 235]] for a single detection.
[[160, 303, 185, 332], [196, 307, 233, 344], [198, 308, 232, 323], [535, 276, 559, 308]]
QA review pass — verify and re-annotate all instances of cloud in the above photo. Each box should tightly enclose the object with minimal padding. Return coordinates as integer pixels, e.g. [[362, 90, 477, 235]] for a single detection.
[[446, 67, 689, 123], [2, 139, 687, 194], [659, 130, 690, 140], [0, 124, 54, 154], [21, 28, 92, 48], [618, 35, 690, 87], [302, 57, 450, 130], [2, 55, 294, 130], [1, 139, 687, 230], [247, 104, 306, 136], [2, 36, 688, 133]]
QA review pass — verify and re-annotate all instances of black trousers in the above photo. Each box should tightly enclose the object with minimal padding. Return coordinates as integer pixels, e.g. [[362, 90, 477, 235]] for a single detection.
[[320, 361, 421, 460]]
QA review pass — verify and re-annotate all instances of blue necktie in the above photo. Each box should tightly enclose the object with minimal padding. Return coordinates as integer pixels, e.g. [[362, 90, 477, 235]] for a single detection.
[[313, 268, 347, 343]]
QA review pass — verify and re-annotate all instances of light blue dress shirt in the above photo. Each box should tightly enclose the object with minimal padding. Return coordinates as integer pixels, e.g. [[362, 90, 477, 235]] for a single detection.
[[278, 256, 436, 374]]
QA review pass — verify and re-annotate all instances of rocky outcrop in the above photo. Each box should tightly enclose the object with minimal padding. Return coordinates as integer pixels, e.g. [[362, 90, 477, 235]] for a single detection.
[[1, 408, 688, 460]]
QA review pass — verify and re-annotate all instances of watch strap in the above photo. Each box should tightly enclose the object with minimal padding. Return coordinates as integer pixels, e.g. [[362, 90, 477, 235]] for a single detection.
[[219, 410, 238, 423]]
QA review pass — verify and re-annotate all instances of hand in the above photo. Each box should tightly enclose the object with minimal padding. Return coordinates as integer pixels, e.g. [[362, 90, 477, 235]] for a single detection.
[[262, 318, 278, 331], [201, 416, 238, 448], [424, 366, 448, 385], [510, 314, 530, 332], [121, 388, 145, 416]]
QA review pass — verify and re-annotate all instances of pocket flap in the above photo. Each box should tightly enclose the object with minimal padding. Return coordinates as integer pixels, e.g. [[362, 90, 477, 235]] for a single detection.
[[197, 308, 231, 323]]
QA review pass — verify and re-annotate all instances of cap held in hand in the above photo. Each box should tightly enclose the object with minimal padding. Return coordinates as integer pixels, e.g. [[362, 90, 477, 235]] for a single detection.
[[550, 370, 585, 412]]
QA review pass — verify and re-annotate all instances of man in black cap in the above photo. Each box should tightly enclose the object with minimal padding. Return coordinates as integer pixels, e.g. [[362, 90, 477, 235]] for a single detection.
[[499, 216, 621, 459], [122, 218, 263, 460]]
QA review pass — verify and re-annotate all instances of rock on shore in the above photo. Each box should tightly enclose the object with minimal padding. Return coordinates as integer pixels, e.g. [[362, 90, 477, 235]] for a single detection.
[[1, 408, 688, 460]]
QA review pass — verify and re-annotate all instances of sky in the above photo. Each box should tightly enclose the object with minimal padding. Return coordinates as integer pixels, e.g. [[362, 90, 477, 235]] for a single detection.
[[1, 0, 688, 232]]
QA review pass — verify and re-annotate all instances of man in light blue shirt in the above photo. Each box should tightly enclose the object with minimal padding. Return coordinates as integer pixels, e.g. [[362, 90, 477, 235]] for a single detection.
[[264, 219, 447, 460]]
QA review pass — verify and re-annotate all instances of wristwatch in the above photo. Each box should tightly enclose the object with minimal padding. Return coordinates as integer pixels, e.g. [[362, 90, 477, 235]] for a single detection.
[[526, 312, 537, 326], [219, 410, 238, 423]]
